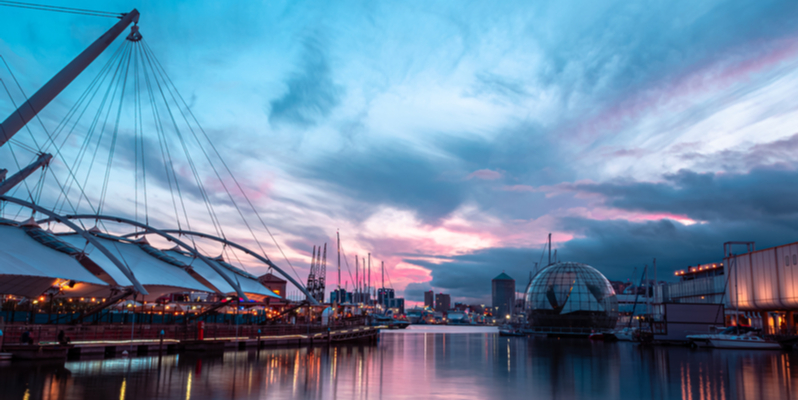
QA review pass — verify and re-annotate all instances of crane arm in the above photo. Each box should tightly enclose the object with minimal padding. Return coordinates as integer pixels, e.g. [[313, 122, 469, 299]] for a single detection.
[[0, 9, 140, 148], [0, 153, 52, 194]]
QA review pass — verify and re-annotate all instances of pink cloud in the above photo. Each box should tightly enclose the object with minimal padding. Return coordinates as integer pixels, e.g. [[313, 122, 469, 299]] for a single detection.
[[466, 169, 503, 180]]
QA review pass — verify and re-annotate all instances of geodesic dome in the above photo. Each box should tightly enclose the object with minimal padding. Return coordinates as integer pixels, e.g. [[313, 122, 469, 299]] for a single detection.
[[525, 262, 618, 329]]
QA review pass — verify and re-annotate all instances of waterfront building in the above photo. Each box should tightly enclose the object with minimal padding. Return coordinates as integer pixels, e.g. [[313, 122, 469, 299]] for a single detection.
[[377, 288, 395, 309], [258, 273, 287, 299], [491, 272, 515, 320], [330, 289, 352, 304], [435, 293, 450, 313], [388, 298, 405, 314], [659, 242, 798, 335], [525, 262, 618, 330], [424, 290, 434, 308]]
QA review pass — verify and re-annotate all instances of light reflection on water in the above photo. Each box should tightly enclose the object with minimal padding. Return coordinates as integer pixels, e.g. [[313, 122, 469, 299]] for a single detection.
[[0, 326, 795, 400]]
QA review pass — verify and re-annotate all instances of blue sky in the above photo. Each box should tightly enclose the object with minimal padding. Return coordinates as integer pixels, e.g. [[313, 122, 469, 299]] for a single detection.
[[0, 0, 796, 304]]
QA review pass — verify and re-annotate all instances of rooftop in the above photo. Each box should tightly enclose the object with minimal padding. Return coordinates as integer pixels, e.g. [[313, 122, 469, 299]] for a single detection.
[[493, 272, 514, 281]]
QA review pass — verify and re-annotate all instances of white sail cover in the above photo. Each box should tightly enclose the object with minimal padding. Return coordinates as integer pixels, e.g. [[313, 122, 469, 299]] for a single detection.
[[58, 234, 213, 297], [0, 225, 107, 297], [164, 250, 280, 299]]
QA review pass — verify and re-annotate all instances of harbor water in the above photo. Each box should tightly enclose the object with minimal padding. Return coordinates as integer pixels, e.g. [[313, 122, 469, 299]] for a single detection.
[[0, 326, 796, 400]]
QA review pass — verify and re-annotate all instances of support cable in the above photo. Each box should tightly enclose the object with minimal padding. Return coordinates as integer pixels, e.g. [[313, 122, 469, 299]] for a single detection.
[[142, 39, 303, 283], [137, 43, 184, 231], [63, 41, 131, 214], [40, 41, 128, 154], [0, 1, 123, 18], [139, 43, 223, 238], [49, 42, 128, 214], [97, 39, 133, 215]]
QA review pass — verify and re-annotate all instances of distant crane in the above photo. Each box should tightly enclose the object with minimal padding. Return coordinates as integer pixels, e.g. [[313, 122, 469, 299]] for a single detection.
[[306, 244, 327, 303]]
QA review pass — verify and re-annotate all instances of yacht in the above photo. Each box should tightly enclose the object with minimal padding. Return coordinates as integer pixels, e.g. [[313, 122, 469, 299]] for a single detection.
[[405, 307, 425, 324], [613, 327, 638, 342], [687, 327, 781, 350]]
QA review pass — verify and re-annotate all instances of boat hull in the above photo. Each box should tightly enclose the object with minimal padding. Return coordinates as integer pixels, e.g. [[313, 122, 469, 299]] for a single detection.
[[707, 338, 782, 350]]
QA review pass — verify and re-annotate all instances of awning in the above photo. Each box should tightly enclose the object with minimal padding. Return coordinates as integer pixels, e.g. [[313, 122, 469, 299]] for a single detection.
[[164, 250, 280, 300], [0, 225, 108, 297], [58, 234, 214, 299]]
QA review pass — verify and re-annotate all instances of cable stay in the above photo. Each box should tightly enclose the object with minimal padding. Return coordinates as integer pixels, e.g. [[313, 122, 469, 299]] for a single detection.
[[0, 9, 327, 303], [0, 1, 124, 19]]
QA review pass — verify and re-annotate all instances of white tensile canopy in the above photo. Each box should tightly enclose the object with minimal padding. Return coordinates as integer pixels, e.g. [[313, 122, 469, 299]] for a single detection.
[[164, 249, 280, 301], [58, 234, 215, 300], [0, 225, 108, 298]]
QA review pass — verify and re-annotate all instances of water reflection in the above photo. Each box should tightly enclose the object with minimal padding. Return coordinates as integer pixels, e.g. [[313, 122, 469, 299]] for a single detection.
[[0, 326, 795, 400]]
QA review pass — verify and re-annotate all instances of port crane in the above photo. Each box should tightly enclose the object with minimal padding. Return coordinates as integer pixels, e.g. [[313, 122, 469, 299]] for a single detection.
[[306, 244, 327, 303]]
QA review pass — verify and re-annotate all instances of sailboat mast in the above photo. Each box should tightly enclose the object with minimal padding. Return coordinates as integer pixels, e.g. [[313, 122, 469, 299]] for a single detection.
[[368, 253, 371, 302], [355, 256, 359, 302], [363, 257, 366, 302]]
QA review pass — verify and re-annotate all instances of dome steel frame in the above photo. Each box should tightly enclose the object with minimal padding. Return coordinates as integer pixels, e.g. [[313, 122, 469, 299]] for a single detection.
[[525, 262, 618, 329]]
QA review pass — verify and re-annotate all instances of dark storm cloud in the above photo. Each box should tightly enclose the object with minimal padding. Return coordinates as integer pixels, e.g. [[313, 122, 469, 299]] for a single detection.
[[403, 281, 434, 302], [570, 166, 797, 222], [404, 213, 798, 304], [678, 134, 798, 172], [297, 143, 469, 222], [402, 247, 545, 303], [556, 215, 797, 281], [268, 36, 342, 128], [403, 164, 798, 303]]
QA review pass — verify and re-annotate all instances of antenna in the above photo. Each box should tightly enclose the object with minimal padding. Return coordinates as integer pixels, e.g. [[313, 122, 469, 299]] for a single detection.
[[548, 233, 552, 265], [337, 231, 341, 292]]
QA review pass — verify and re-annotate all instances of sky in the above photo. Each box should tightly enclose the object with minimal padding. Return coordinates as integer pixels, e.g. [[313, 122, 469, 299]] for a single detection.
[[0, 0, 796, 306]]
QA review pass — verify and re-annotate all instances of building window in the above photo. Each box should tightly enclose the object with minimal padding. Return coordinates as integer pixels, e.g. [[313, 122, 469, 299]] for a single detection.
[[794, 254, 797, 266], [786, 256, 790, 266]]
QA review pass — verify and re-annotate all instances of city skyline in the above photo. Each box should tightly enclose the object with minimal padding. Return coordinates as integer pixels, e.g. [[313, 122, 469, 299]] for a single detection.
[[0, 0, 796, 305]]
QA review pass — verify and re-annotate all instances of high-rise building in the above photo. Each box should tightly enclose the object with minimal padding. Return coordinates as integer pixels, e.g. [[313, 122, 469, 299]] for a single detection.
[[330, 289, 352, 304], [378, 288, 395, 309], [424, 290, 434, 309], [435, 293, 451, 313], [388, 298, 405, 314], [492, 272, 516, 319]]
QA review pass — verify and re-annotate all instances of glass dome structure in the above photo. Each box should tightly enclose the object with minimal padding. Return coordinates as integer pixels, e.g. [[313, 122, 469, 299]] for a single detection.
[[525, 262, 618, 329]]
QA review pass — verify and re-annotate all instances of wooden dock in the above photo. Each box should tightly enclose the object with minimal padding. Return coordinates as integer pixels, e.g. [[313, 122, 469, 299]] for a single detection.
[[0, 325, 381, 361]]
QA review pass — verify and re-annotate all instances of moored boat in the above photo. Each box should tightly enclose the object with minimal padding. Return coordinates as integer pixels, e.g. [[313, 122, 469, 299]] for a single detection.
[[613, 327, 638, 342], [687, 327, 781, 350], [498, 325, 525, 337]]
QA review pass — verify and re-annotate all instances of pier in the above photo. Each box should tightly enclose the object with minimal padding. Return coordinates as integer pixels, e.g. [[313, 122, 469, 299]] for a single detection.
[[0, 322, 381, 360]]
